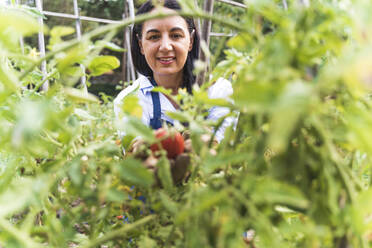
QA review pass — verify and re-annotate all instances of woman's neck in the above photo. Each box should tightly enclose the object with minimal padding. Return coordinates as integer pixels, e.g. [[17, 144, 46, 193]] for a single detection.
[[153, 73, 183, 95]]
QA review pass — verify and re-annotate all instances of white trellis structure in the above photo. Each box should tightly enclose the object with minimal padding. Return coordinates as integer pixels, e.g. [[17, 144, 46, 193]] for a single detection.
[[30, 0, 138, 91], [12, 0, 251, 90], [197, 0, 290, 85]]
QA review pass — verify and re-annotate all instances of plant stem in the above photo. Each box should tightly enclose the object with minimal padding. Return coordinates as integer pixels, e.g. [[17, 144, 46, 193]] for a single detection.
[[312, 116, 357, 203], [82, 215, 155, 248], [0, 217, 40, 248]]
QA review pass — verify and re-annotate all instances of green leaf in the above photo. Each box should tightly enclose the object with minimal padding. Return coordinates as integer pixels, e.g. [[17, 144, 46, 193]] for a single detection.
[[121, 94, 143, 119], [0, 177, 49, 218], [151, 87, 172, 96], [194, 90, 232, 107], [0, 8, 46, 52], [251, 178, 309, 210], [157, 156, 173, 191], [202, 152, 251, 174], [166, 111, 190, 123], [227, 33, 254, 51], [344, 102, 372, 154], [49, 26, 75, 49], [106, 188, 128, 202], [68, 159, 82, 186], [115, 116, 155, 143], [74, 108, 97, 120], [0, 9, 41, 36], [95, 40, 126, 52], [118, 158, 154, 189], [233, 79, 283, 111], [88, 56, 120, 76], [348, 188, 372, 234], [0, 62, 20, 93], [64, 66, 85, 78], [122, 134, 136, 151], [137, 235, 157, 248], [50, 26, 75, 38], [159, 191, 178, 215], [64, 88, 100, 103], [176, 190, 227, 224], [57, 42, 89, 73], [268, 81, 312, 153]]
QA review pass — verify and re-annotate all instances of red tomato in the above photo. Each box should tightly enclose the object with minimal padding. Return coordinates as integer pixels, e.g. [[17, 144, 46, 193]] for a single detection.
[[150, 128, 185, 159]]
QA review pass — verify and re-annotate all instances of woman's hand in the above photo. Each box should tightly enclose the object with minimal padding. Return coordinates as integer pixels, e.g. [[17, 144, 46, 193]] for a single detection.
[[129, 138, 146, 154], [128, 131, 193, 186]]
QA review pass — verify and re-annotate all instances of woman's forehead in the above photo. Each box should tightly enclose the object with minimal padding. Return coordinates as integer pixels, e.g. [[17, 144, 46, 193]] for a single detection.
[[142, 7, 188, 32]]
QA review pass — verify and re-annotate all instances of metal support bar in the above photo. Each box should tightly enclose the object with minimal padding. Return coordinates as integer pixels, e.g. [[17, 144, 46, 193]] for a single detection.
[[127, 0, 135, 20], [210, 32, 235, 37], [127, 0, 136, 81], [122, 11, 128, 83], [42, 10, 122, 24], [35, 0, 48, 91], [299, 0, 310, 7], [197, 0, 215, 86], [282, 0, 288, 10], [15, 0, 25, 54], [216, 0, 246, 8], [125, 28, 134, 81], [73, 0, 87, 90], [194, 0, 201, 39], [200, 0, 214, 51]]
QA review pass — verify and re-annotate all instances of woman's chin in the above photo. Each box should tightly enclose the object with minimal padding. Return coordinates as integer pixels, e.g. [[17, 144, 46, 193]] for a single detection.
[[153, 68, 182, 77]]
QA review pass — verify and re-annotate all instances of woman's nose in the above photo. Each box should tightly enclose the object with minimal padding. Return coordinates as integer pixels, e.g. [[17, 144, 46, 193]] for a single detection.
[[159, 37, 173, 51]]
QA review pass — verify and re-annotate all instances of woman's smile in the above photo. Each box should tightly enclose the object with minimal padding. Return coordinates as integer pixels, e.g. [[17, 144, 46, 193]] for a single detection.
[[157, 56, 176, 65]]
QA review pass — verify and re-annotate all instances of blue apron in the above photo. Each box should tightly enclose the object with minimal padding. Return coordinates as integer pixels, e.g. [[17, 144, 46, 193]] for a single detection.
[[149, 78, 173, 129]]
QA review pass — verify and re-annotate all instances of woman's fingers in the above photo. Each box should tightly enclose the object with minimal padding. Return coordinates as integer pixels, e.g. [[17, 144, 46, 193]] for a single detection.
[[184, 139, 192, 152], [130, 138, 145, 153], [144, 155, 158, 170]]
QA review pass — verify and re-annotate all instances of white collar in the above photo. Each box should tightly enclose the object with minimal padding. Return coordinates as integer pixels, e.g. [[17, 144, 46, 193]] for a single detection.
[[138, 76, 154, 95]]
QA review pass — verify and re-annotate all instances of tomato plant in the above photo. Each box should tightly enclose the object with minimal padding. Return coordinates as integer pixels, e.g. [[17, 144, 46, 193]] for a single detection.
[[0, 1, 372, 248]]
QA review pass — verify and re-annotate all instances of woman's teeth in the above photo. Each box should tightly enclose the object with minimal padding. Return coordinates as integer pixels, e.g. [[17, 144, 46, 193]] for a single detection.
[[159, 58, 174, 61]]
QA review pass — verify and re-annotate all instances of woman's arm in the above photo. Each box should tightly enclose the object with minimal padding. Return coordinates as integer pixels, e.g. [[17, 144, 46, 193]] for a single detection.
[[207, 78, 237, 142]]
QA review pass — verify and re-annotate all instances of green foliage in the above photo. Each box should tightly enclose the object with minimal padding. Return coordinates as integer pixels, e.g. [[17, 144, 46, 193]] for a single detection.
[[88, 56, 120, 77], [0, 1, 372, 248], [48, 26, 75, 50]]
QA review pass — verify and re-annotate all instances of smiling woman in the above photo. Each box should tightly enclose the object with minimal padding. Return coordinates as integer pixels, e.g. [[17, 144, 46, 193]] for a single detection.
[[131, 0, 199, 95], [138, 8, 194, 95], [114, 0, 235, 141]]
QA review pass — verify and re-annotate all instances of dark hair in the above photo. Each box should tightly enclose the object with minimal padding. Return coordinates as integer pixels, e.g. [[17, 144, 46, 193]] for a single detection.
[[131, 0, 200, 94]]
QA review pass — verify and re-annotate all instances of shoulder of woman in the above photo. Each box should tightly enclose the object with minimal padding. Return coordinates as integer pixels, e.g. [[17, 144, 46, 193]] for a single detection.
[[208, 77, 233, 99], [113, 76, 150, 117], [113, 76, 149, 105]]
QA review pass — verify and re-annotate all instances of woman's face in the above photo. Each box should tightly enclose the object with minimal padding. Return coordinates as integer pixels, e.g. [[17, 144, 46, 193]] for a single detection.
[[139, 7, 193, 79]]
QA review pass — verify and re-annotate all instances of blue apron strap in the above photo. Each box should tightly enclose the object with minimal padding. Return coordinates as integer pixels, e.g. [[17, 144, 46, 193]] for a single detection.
[[149, 91, 162, 130], [149, 78, 173, 130], [149, 78, 162, 130]]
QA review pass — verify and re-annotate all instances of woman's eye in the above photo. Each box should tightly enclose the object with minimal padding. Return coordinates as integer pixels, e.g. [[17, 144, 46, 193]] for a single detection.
[[148, 35, 160, 40], [171, 33, 183, 39]]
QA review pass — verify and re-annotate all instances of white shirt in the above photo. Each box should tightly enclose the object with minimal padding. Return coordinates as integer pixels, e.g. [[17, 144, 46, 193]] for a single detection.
[[114, 75, 235, 142]]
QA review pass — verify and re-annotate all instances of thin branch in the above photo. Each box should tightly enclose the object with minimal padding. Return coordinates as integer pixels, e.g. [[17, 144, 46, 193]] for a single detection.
[[82, 215, 155, 248], [0, 217, 40, 248]]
